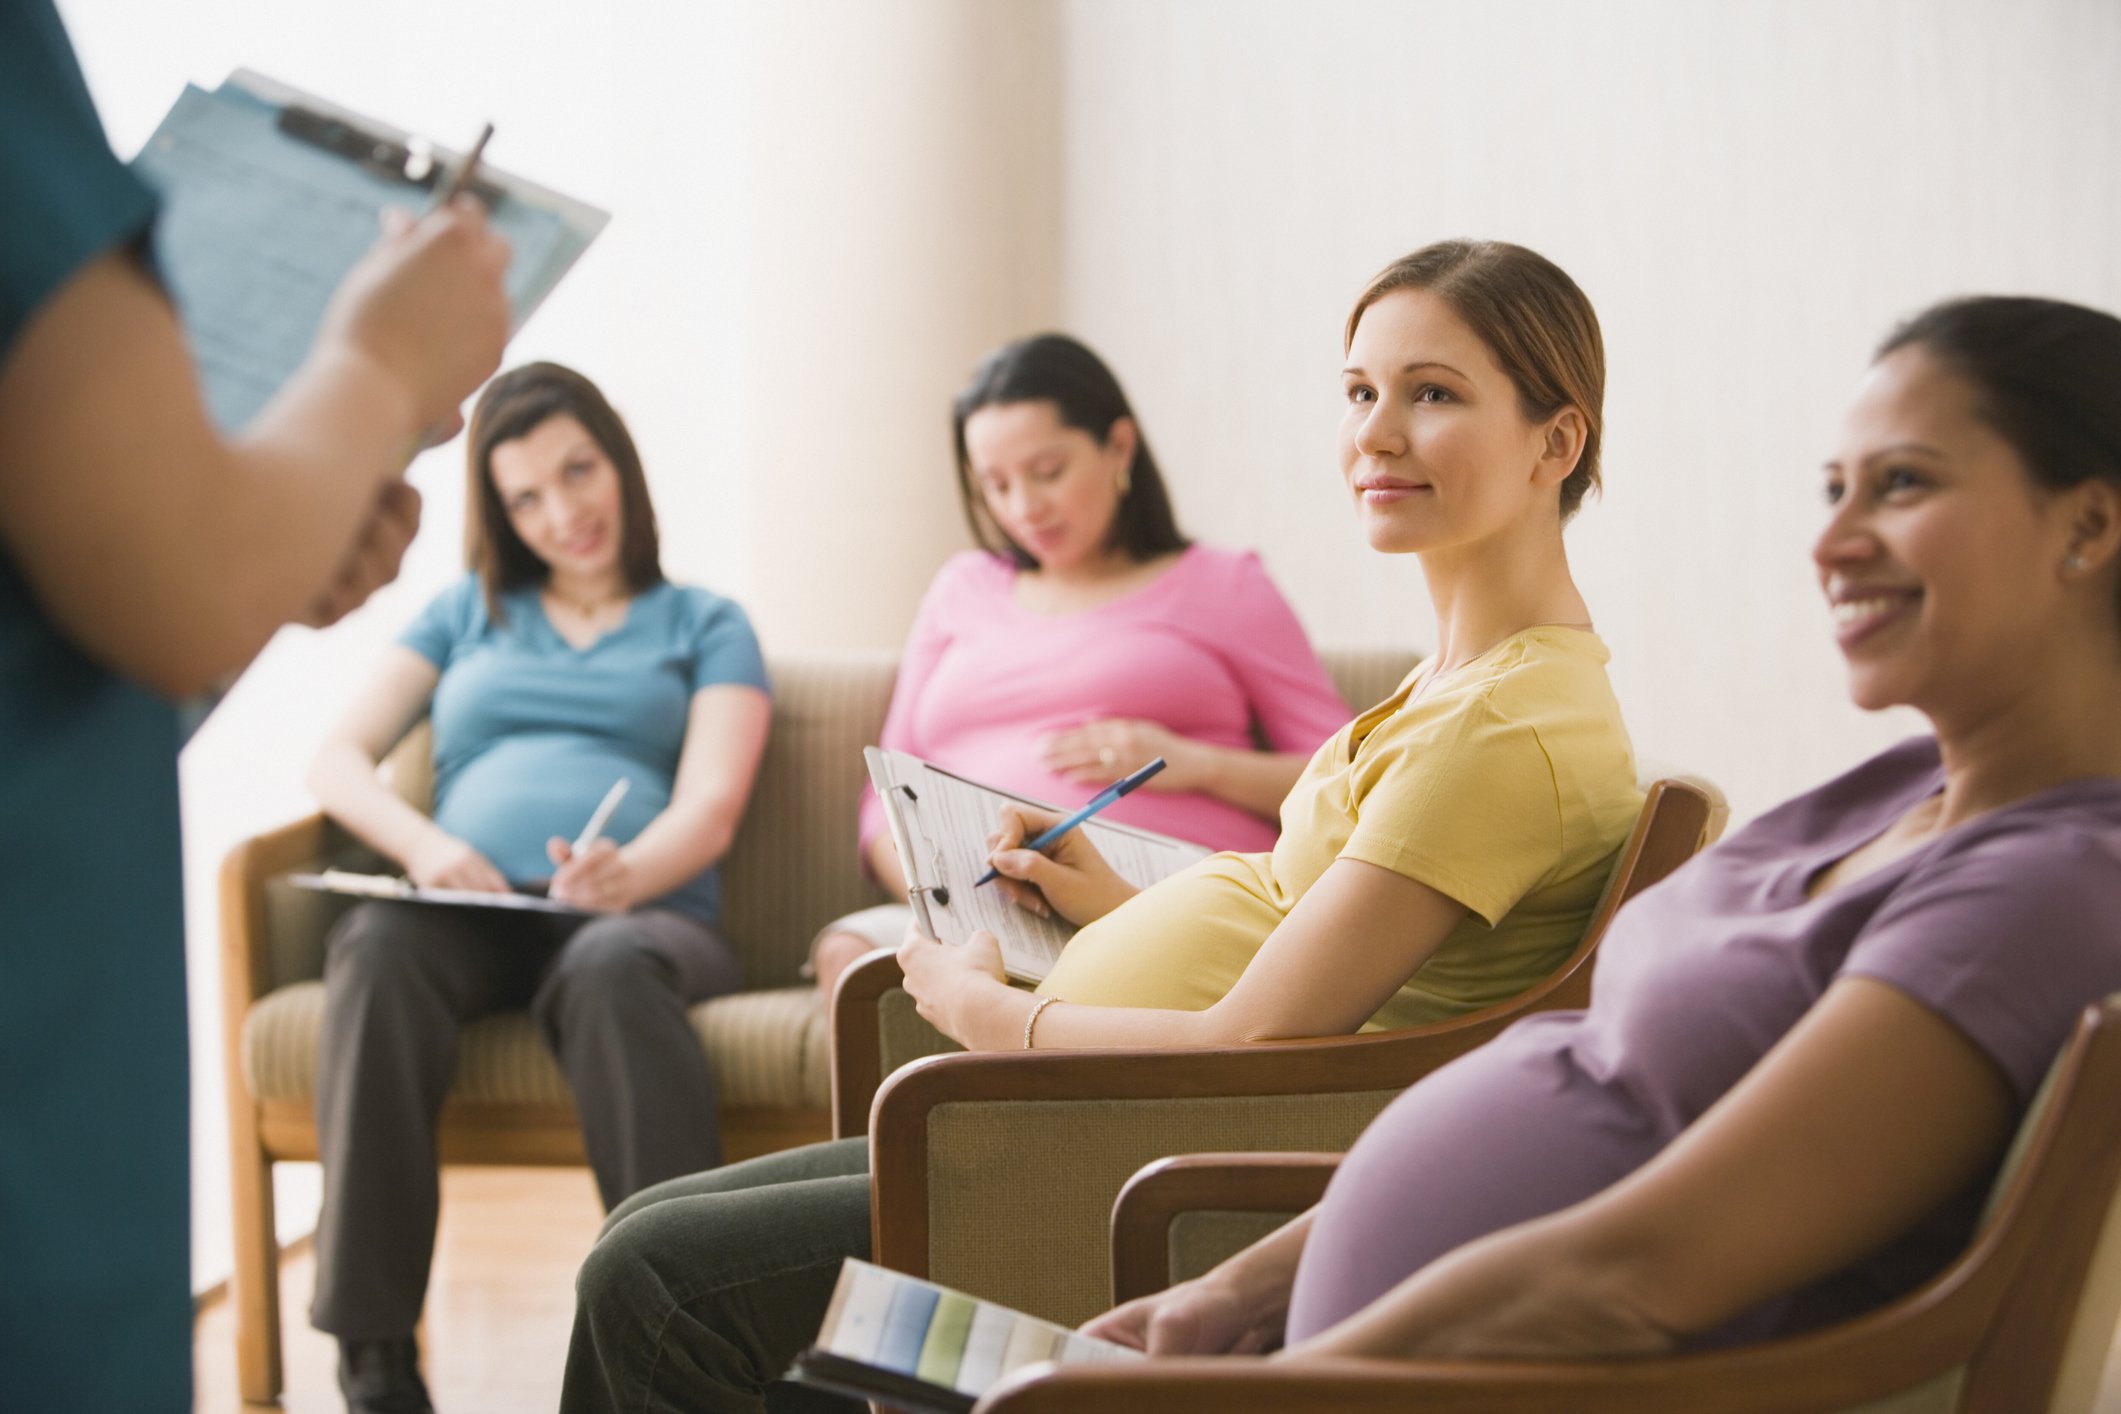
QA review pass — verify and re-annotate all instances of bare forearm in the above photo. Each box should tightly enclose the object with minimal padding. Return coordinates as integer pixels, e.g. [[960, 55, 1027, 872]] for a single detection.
[[946, 985, 1256, 1053], [1284, 1209, 1674, 1363], [865, 830, 909, 896], [619, 796, 743, 903], [0, 260, 424, 695], [308, 739, 449, 867], [1186, 744, 1307, 820]]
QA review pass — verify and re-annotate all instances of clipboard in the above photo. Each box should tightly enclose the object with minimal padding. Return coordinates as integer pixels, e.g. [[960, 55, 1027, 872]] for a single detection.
[[286, 869, 589, 916], [864, 748, 1210, 984], [132, 70, 610, 431]]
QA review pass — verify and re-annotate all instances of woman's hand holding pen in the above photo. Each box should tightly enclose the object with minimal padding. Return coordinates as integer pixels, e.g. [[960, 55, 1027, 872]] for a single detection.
[[316, 196, 512, 440], [546, 837, 638, 914], [406, 830, 510, 893], [984, 802, 1140, 926]]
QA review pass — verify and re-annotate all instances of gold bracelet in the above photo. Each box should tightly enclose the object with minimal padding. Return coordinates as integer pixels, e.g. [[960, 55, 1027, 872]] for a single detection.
[[1023, 995, 1062, 1050]]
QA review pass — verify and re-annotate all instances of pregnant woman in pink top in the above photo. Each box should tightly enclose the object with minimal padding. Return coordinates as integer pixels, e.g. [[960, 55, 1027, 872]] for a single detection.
[[808, 333, 1350, 994]]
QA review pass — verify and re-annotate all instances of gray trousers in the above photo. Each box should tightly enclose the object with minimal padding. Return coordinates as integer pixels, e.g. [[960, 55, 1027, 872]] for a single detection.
[[310, 899, 743, 1339], [562, 1136, 874, 1414]]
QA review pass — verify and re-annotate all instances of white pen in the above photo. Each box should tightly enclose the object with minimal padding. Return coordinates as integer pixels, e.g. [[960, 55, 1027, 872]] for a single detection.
[[572, 778, 631, 855]]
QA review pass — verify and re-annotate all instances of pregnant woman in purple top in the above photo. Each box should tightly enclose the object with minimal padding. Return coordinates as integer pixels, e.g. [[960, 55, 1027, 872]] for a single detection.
[[1085, 294, 2121, 1363]]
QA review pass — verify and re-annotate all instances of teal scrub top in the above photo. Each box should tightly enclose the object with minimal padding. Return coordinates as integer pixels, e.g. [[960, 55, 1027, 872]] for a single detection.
[[1, 4, 193, 1410], [401, 575, 771, 923]]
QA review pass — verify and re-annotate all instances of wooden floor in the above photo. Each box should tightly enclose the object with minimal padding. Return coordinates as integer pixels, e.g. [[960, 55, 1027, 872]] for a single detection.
[[194, 1167, 605, 1413]]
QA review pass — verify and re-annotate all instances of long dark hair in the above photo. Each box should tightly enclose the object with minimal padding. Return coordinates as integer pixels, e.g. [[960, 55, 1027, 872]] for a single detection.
[[950, 333, 1189, 569], [464, 362, 663, 619], [1348, 240, 1606, 523]]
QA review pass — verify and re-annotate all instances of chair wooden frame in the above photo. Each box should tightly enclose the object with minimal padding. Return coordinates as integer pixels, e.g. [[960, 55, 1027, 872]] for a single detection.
[[989, 997, 2121, 1414], [855, 779, 1716, 1287]]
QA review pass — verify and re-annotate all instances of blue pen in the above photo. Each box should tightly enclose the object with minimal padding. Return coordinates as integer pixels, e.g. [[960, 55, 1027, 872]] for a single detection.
[[974, 757, 1166, 888]]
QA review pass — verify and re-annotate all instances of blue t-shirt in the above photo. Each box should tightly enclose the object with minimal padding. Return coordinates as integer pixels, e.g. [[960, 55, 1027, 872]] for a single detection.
[[400, 575, 770, 923], [1, 4, 192, 1411]]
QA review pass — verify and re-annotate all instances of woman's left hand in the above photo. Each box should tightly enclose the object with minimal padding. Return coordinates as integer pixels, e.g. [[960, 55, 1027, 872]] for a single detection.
[[546, 836, 638, 913], [1040, 718, 1201, 791], [896, 924, 1012, 1047]]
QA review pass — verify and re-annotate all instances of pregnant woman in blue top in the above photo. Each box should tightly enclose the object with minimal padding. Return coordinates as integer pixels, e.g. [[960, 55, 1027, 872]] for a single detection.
[[305, 362, 773, 1413]]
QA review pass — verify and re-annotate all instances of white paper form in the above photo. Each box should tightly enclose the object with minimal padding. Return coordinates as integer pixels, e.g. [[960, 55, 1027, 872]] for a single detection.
[[864, 749, 1209, 982], [132, 72, 607, 432]]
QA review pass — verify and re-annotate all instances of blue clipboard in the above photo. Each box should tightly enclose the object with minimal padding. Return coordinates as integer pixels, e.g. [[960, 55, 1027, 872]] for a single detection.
[[131, 69, 609, 432]]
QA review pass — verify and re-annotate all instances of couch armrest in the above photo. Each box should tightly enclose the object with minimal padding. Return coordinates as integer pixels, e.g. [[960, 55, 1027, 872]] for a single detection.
[[1110, 1152, 1342, 1304]]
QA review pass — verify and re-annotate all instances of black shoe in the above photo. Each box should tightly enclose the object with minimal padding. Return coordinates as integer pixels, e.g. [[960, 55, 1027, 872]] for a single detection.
[[337, 1335, 435, 1414]]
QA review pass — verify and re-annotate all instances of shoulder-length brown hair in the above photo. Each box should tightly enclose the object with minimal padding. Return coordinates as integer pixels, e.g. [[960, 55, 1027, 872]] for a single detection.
[[1346, 240, 1606, 522], [464, 362, 663, 618]]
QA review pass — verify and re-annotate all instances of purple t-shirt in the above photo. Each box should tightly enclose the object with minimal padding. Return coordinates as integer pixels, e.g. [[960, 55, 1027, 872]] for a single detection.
[[1286, 737, 2121, 1346]]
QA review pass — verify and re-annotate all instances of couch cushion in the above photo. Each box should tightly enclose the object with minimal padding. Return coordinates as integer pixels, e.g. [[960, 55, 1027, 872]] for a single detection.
[[242, 981, 831, 1111]]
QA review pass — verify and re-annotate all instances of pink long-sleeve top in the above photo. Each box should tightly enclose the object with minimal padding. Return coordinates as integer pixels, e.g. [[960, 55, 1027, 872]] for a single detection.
[[858, 544, 1351, 862]]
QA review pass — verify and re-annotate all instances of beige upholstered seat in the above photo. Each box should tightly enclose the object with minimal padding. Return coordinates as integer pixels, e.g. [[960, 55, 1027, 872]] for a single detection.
[[240, 980, 831, 1111]]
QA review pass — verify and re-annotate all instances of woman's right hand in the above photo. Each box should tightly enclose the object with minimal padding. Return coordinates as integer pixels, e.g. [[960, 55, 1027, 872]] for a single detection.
[[984, 803, 1140, 926], [316, 197, 512, 435], [1081, 1274, 1276, 1357], [406, 831, 511, 893]]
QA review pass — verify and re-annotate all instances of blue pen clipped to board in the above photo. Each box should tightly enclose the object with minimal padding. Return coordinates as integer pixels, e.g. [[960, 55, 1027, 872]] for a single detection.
[[973, 757, 1166, 888]]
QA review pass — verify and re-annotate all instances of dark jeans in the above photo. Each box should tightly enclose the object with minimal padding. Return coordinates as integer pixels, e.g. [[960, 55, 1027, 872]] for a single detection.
[[562, 1136, 875, 1414], [310, 899, 743, 1339]]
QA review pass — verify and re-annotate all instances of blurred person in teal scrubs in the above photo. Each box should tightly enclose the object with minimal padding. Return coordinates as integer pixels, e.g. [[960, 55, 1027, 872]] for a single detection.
[[0, 3, 512, 1407]]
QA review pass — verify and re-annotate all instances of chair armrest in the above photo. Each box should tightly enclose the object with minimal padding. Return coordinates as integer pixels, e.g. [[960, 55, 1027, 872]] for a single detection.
[[972, 1346, 1964, 1414], [867, 1035, 1472, 1327], [218, 812, 334, 1009], [1110, 1153, 1341, 1304], [830, 949, 904, 1136], [830, 950, 966, 1137]]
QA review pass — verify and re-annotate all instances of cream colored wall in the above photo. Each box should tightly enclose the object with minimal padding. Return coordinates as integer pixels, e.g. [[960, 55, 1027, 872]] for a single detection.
[[52, 0, 2121, 1294], [1052, 0, 2121, 822]]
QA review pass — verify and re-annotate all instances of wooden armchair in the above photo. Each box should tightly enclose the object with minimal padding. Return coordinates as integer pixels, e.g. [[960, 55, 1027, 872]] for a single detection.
[[852, 777, 1720, 1329], [218, 651, 899, 1403], [983, 995, 2121, 1414], [826, 648, 1426, 1137]]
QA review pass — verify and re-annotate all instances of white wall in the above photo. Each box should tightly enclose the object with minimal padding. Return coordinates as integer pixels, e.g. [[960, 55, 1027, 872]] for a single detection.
[[1052, 0, 2121, 822], [52, 0, 2121, 1294]]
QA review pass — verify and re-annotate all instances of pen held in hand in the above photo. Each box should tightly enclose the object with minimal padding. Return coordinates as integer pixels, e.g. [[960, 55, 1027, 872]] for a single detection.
[[974, 757, 1166, 888], [431, 121, 494, 210], [572, 777, 630, 856]]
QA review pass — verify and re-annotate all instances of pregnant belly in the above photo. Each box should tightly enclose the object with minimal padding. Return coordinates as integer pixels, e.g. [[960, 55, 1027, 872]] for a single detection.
[[1283, 1022, 1662, 1341]]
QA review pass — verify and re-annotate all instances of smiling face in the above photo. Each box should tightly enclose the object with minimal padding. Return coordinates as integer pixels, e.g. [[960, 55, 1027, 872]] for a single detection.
[[486, 413, 626, 586], [1817, 346, 2088, 716], [1338, 288, 1568, 557], [961, 399, 1135, 572]]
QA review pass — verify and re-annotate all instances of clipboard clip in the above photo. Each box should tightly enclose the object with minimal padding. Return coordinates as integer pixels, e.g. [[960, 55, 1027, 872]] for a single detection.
[[892, 782, 951, 906], [276, 104, 505, 207]]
